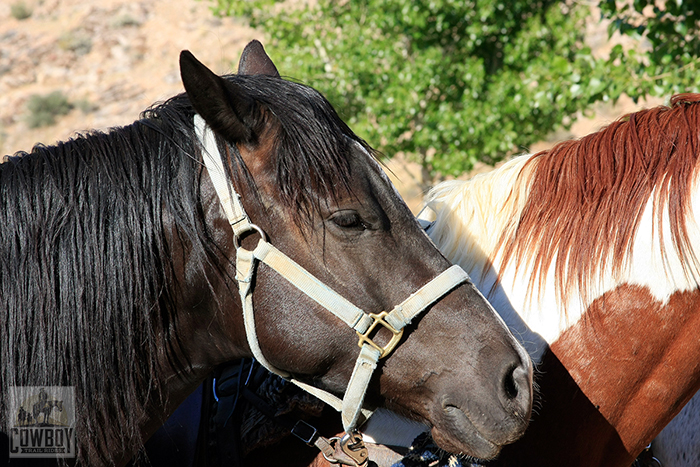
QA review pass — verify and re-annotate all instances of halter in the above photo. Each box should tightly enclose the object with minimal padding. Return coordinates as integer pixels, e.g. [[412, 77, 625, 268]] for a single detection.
[[195, 115, 470, 464]]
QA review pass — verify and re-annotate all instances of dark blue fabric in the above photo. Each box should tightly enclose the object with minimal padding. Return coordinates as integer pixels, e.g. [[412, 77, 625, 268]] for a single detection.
[[140, 385, 203, 467]]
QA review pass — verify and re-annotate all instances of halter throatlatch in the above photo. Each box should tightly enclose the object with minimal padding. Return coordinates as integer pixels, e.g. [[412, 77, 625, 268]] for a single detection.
[[195, 115, 470, 464]]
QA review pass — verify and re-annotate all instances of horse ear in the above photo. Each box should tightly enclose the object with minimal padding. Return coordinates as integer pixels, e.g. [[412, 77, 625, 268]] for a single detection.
[[238, 40, 280, 77], [179, 50, 255, 143]]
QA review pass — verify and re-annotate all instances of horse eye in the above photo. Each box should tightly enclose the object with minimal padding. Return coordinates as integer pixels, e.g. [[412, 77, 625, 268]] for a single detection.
[[331, 211, 365, 229]]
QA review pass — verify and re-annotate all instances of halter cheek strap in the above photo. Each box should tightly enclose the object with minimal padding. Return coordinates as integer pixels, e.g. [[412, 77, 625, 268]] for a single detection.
[[194, 114, 470, 438]]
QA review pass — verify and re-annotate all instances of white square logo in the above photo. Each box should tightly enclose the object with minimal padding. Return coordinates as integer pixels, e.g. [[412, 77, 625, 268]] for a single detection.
[[7, 386, 76, 458]]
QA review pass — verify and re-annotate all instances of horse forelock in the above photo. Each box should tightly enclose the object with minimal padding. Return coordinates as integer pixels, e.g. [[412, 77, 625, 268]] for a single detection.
[[0, 97, 224, 463], [218, 74, 369, 230]]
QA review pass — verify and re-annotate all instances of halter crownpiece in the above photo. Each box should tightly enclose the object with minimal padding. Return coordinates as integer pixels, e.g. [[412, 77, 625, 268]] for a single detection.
[[195, 114, 470, 463]]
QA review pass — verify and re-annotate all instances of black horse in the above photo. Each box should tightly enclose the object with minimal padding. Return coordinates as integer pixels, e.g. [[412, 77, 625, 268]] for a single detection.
[[0, 41, 532, 466]]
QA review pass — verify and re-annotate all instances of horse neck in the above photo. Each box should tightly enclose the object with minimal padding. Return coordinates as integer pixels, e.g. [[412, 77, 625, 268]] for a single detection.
[[505, 189, 700, 463], [428, 149, 700, 347], [111, 144, 254, 466], [423, 154, 533, 280], [549, 284, 700, 463], [495, 283, 700, 467], [424, 155, 549, 358]]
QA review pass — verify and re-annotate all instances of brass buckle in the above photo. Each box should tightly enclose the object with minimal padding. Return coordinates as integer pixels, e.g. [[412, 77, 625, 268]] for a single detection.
[[339, 431, 369, 466], [356, 311, 404, 359]]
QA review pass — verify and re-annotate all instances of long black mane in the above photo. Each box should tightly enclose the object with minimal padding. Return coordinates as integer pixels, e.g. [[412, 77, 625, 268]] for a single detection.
[[0, 73, 366, 464]]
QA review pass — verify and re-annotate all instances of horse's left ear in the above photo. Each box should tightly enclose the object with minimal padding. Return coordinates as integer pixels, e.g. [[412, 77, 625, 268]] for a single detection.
[[238, 40, 280, 77], [180, 50, 256, 143]]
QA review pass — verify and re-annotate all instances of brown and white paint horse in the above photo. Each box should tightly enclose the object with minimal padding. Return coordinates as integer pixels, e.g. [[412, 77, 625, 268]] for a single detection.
[[417, 93, 700, 466], [302, 94, 700, 467]]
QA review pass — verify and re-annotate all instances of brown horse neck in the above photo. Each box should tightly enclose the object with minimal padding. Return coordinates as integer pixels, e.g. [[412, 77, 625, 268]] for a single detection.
[[497, 284, 700, 467], [556, 285, 700, 462]]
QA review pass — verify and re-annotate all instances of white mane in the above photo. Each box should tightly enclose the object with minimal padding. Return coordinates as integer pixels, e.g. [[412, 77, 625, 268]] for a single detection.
[[420, 154, 534, 283]]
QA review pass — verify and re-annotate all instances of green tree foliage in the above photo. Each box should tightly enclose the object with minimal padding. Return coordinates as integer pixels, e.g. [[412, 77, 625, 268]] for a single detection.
[[212, 0, 699, 184], [600, 0, 699, 99]]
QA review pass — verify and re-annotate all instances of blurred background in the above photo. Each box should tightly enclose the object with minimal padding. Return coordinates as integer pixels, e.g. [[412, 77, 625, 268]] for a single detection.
[[1, 0, 697, 212]]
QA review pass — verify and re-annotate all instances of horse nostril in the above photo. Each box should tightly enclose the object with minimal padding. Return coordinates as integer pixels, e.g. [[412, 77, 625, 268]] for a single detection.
[[503, 364, 520, 400]]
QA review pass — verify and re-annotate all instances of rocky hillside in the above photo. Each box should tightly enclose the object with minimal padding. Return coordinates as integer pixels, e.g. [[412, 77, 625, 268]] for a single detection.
[[0, 0, 662, 212], [0, 0, 257, 153]]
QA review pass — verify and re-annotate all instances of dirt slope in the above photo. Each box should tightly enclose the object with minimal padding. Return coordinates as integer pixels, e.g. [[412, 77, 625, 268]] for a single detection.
[[0, 0, 257, 154]]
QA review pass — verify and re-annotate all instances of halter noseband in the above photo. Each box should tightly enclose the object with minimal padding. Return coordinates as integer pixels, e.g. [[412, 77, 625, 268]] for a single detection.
[[195, 115, 469, 462]]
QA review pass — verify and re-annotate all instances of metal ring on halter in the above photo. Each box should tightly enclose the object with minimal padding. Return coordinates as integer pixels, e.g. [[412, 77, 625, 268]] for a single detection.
[[322, 437, 343, 464], [234, 223, 267, 249]]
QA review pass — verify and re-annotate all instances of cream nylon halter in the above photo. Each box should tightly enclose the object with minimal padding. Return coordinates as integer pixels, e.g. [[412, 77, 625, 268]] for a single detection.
[[194, 114, 470, 434]]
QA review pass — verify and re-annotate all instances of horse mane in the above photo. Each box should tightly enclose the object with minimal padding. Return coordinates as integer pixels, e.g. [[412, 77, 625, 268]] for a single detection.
[[0, 73, 365, 464], [0, 94, 210, 463], [423, 155, 534, 281], [427, 94, 700, 309]]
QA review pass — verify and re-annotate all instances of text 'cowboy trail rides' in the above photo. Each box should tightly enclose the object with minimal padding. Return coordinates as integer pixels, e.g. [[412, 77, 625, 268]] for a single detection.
[[7, 386, 76, 459]]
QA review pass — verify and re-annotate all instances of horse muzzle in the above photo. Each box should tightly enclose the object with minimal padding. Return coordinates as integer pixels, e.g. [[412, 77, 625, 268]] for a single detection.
[[429, 341, 533, 459]]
